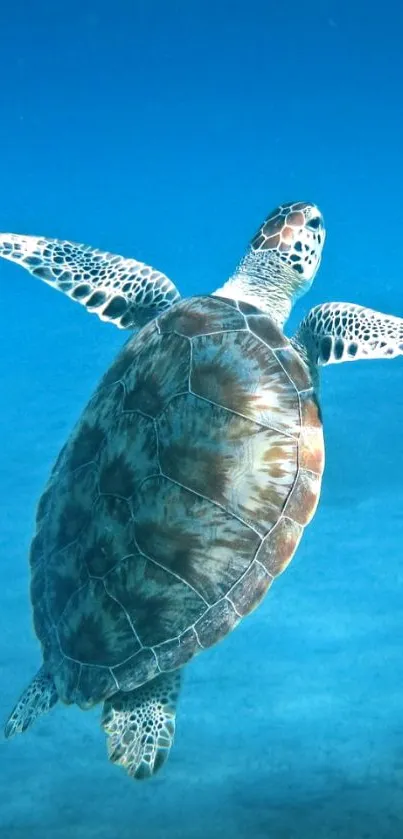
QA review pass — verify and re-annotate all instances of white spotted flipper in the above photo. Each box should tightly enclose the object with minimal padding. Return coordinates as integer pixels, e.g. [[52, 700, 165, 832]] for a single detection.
[[0, 234, 181, 329], [101, 671, 182, 780], [4, 666, 58, 738], [295, 302, 403, 365]]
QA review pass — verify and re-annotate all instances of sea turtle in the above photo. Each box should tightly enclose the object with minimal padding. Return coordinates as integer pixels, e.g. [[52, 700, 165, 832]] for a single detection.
[[1, 202, 403, 781]]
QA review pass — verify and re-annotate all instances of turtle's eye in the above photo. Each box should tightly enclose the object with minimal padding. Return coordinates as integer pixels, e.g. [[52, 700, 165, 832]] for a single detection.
[[307, 216, 321, 230]]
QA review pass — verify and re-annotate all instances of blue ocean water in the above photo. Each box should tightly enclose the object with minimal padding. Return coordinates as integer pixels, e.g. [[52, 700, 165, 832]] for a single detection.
[[0, 1, 402, 836]]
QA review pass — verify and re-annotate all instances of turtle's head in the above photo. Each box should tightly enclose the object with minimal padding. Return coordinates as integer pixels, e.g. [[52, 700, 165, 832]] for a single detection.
[[213, 201, 326, 327], [250, 202, 325, 293]]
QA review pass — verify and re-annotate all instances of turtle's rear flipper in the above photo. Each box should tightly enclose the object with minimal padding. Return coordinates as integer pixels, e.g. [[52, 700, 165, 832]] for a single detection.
[[101, 671, 181, 780], [4, 666, 58, 739]]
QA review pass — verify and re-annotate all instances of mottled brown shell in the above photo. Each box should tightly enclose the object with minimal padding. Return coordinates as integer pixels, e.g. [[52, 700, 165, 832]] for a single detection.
[[30, 296, 324, 707]]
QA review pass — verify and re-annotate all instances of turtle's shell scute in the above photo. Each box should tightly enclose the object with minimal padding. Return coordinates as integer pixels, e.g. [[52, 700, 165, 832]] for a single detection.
[[31, 296, 324, 707]]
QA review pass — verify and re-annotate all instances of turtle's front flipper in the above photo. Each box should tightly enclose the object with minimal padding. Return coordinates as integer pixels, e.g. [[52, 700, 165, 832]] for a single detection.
[[294, 303, 403, 366], [0, 234, 181, 329], [101, 671, 181, 780], [4, 666, 58, 738]]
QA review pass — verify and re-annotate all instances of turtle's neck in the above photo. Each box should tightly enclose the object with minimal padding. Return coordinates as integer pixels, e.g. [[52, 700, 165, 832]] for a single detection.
[[212, 249, 304, 328]]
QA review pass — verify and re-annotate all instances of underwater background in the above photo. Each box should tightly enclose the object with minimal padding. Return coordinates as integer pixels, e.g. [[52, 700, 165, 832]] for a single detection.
[[0, 1, 403, 837]]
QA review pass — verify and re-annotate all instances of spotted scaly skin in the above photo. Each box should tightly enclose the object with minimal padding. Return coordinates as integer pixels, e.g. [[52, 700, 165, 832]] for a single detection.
[[296, 302, 403, 365], [0, 201, 324, 330], [0, 235, 180, 329], [215, 201, 325, 325]]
